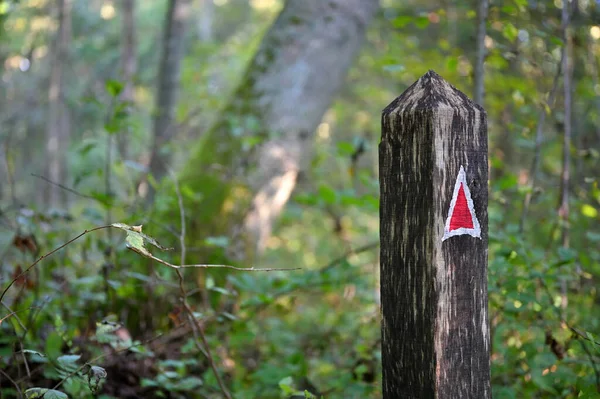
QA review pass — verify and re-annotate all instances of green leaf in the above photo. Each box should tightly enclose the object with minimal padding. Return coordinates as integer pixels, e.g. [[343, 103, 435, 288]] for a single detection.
[[204, 236, 229, 248], [446, 56, 458, 72], [336, 141, 355, 156], [278, 376, 295, 395], [111, 223, 172, 258], [585, 231, 600, 241], [86, 365, 107, 393], [383, 64, 405, 73], [57, 354, 81, 374], [581, 204, 598, 218], [318, 184, 337, 205], [392, 15, 412, 28], [105, 79, 124, 97], [22, 349, 46, 357], [25, 388, 68, 399], [502, 23, 519, 42], [414, 16, 429, 29], [176, 376, 203, 390]]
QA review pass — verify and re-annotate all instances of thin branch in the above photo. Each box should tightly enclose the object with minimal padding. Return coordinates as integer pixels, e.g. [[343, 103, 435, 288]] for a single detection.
[[171, 171, 186, 268], [569, 326, 600, 346], [575, 333, 600, 391], [127, 246, 300, 272], [533, 260, 599, 385], [320, 241, 379, 274], [0, 302, 36, 329], [0, 226, 112, 303], [0, 368, 22, 397], [170, 171, 232, 399], [182, 301, 231, 399], [0, 302, 39, 378], [519, 51, 564, 234], [31, 173, 100, 202]]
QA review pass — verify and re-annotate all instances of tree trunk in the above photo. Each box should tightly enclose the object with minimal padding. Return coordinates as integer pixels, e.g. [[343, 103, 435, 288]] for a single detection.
[[473, 0, 488, 106], [197, 0, 213, 42], [176, 0, 379, 260], [118, 0, 137, 159], [148, 0, 191, 196], [44, 0, 71, 208]]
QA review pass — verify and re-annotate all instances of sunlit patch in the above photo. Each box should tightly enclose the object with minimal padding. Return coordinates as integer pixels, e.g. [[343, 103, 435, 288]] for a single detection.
[[101, 3, 116, 20], [250, 0, 277, 10], [19, 58, 30, 72], [513, 300, 522, 309], [317, 122, 330, 140], [591, 26, 600, 40], [581, 204, 598, 218]]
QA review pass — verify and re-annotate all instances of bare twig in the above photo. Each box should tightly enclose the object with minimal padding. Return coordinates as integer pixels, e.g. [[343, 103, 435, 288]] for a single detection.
[[569, 326, 600, 346], [128, 246, 300, 272], [0, 302, 39, 378], [0, 368, 22, 397], [170, 172, 232, 399], [0, 226, 112, 303], [0, 302, 36, 329], [31, 174, 100, 202], [320, 241, 379, 274], [576, 338, 600, 391]]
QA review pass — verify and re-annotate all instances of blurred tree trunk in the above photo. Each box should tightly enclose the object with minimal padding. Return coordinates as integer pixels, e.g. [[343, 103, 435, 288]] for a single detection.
[[118, 0, 136, 159], [175, 0, 379, 260], [474, 0, 488, 105], [147, 0, 191, 197], [197, 0, 213, 42], [44, 0, 71, 208]]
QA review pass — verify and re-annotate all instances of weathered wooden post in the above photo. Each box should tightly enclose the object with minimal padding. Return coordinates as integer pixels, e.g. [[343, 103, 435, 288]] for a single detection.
[[379, 70, 490, 398]]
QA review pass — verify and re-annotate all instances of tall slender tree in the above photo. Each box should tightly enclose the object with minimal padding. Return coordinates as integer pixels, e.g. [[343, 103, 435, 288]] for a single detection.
[[197, 0, 213, 42], [118, 0, 137, 159], [559, 0, 572, 248], [474, 0, 488, 105], [45, 0, 72, 207], [148, 0, 192, 197]]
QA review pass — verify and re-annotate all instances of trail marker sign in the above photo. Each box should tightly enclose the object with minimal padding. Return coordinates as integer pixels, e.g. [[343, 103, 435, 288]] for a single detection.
[[443, 165, 481, 241], [379, 70, 490, 398]]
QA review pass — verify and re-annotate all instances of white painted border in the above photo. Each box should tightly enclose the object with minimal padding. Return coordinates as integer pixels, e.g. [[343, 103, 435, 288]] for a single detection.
[[442, 165, 481, 241]]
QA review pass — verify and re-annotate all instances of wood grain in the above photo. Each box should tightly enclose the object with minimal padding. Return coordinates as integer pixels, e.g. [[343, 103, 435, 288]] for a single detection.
[[379, 70, 490, 398]]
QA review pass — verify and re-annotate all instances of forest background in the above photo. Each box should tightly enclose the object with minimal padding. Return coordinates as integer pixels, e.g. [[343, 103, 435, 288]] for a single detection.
[[0, 0, 599, 398]]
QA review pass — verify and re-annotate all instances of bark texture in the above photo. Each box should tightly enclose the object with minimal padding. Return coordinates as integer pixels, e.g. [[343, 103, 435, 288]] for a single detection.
[[45, 0, 71, 207], [179, 0, 379, 258], [379, 71, 490, 398], [148, 0, 191, 191]]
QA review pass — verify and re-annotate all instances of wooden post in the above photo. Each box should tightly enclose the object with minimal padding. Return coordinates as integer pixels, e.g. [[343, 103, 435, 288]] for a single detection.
[[379, 70, 490, 398]]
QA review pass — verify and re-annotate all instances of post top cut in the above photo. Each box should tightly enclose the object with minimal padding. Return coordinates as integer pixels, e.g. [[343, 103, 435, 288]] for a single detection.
[[382, 70, 484, 116]]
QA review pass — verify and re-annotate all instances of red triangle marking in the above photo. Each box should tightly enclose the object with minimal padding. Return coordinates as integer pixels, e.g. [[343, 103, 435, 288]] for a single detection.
[[449, 183, 474, 230]]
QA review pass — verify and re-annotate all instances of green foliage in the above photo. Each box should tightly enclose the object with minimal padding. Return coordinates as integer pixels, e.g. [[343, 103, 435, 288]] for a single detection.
[[24, 388, 68, 399], [1, 0, 600, 398]]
